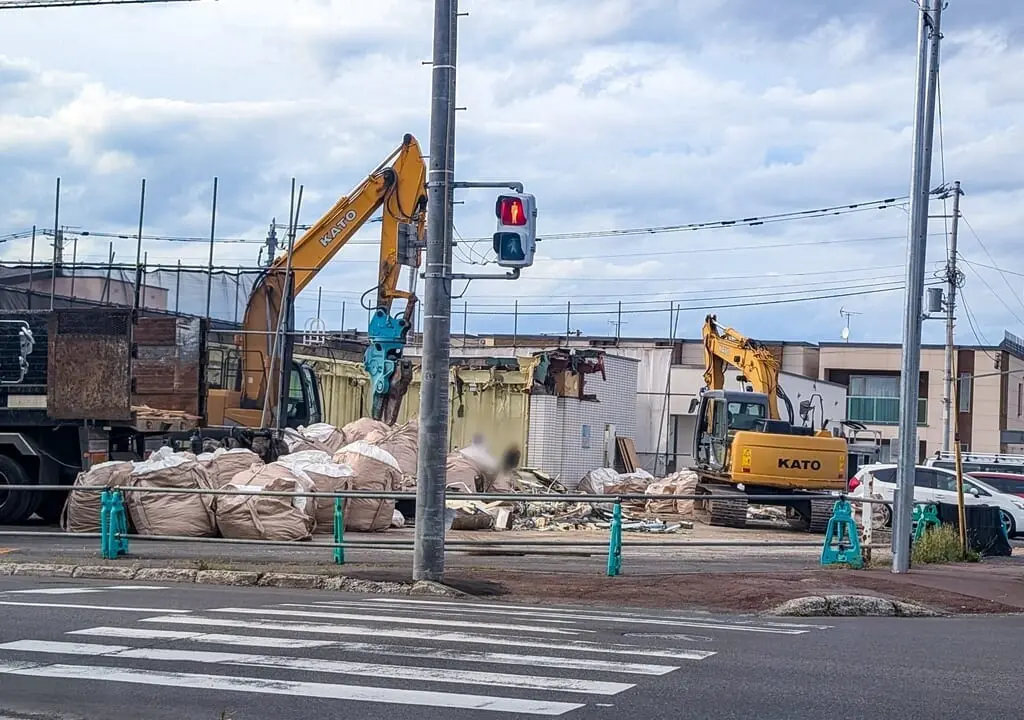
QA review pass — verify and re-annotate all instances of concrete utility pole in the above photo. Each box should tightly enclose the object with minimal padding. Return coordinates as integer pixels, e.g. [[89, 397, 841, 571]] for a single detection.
[[414, 0, 458, 582], [893, 0, 944, 574], [941, 181, 963, 453]]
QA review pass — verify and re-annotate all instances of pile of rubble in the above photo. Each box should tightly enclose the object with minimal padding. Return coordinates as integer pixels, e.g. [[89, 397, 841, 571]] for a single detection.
[[59, 417, 705, 541], [511, 467, 698, 533]]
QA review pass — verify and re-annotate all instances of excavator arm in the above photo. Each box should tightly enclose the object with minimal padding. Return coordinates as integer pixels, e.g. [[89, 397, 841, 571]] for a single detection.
[[701, 314, 789, 422], [236, 133, 427, 427]]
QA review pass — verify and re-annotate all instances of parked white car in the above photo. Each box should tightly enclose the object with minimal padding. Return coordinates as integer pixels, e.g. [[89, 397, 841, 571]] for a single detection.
[[849, 463, 1024, 537]]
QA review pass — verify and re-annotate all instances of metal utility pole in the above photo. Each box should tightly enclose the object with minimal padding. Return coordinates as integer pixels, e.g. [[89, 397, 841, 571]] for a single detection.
[[941, 180, 963, 453], [414, 0, 458, 582], [893, 0, 944, 574]]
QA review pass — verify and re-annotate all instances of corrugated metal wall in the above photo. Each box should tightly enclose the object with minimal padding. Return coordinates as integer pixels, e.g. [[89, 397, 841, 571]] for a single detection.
[[298, 354, 536, 458]]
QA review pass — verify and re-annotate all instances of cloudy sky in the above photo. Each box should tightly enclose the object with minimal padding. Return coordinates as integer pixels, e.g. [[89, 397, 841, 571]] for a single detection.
[[2, 0, 1023, 345]]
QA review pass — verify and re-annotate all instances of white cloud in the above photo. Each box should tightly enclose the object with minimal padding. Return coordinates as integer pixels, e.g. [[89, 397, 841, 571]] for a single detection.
[[1, 0, 1023, 348]]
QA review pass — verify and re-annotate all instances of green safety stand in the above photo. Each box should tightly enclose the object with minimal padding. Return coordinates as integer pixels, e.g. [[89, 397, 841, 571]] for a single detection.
[[820, 498, 863, 569], [606, 502, 622, 577], [912, 503, 941, 542], [333, 496, 345, 565], [100, 489, 129, 560]]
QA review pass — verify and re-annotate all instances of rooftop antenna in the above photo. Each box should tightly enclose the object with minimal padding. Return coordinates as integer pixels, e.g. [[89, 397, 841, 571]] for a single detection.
[[839, 306, 861, 342]]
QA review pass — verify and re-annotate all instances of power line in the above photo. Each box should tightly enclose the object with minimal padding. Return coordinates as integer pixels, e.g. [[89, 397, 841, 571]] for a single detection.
[[959, 256, 1024, 327], [959, 214, 1024, 318], [456, 195, 910, 244], [447, 282, 934, 318], [0, 0, 199, 7]]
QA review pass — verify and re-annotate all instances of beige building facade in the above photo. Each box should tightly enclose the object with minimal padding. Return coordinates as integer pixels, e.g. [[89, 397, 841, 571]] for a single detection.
[[819, 333, 1024, 462]]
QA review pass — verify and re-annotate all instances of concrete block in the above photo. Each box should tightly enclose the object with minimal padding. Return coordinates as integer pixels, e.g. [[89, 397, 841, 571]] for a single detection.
[[323, 576, 410, 595], [73, 565, 138, 580], [134, 568, 199, 584], [195, 570, 259, 586], [257, 573, 325, 590], [13, 563, 77, 578]]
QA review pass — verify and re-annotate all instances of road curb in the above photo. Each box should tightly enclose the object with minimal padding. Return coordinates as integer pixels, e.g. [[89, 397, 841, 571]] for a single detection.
[[0, 561, 466, 598], [767, 594, 941, 617]]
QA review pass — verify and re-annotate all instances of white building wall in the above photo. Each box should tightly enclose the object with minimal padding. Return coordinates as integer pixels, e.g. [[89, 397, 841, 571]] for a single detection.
[[526, 354, 639, 489], [412, 343, 665, 470]]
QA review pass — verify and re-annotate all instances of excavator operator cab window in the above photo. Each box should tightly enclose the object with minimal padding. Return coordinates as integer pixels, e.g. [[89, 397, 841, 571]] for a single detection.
[[286, 368, 308, 428], [726, 401, 766, 431]]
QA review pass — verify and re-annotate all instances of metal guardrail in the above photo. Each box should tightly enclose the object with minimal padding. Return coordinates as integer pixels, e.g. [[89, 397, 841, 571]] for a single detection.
[[0, 484, 891, 576]]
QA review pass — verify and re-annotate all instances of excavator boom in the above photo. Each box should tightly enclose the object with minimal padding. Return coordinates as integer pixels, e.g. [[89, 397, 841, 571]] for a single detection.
[[702, 313, 786, 421], [233, 134, 427, 428]]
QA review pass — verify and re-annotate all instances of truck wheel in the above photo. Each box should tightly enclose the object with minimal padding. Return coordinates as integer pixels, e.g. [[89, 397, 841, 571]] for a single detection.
[[0, 455, 35, 524]]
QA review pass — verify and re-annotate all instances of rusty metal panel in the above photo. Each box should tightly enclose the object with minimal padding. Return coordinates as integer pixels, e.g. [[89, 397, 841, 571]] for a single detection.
[[303, 353, 531, 458], [131, 316, 203, 416], [296, 354, 371, 427], [47, 308, 132, 420]]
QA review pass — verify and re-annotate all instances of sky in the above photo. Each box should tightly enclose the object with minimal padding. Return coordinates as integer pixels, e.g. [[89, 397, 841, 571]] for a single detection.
[[2, 0, 1024, 345]]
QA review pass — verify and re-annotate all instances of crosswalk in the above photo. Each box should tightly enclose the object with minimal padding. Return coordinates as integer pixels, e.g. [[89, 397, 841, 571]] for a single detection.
[[0, 593, 832, 716]]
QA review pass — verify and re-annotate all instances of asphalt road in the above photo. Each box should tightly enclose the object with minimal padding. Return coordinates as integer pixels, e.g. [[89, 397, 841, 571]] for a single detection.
[[0, 576, 1019, 719]]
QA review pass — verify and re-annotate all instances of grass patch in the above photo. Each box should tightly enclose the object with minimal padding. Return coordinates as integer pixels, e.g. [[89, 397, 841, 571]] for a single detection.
[[912, 523, 980, 565]]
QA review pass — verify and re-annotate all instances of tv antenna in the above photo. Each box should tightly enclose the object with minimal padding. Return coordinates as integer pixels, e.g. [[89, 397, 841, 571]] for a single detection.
[[839, 306, 862, 342]]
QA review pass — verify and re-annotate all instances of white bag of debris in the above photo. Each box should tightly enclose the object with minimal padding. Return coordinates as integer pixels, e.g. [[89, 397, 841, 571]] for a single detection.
[[341, 417, 392, 444], [300, 461, 355, 531], [299, 423, 348, 454], [275, 449, 333, 472], [124, 446, 217, 538], [197, 447, 262, 488], [372, 420, 419, 484], [215, 463, 316, 541], [577, 467, 622, 495], [332, 440, 402, 532], [645, 469, 699, 518], [59, 460, 135, 534]]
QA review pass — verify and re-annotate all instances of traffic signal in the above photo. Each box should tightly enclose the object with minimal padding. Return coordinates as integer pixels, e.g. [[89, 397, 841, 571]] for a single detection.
[[492, 192, 537, 268]]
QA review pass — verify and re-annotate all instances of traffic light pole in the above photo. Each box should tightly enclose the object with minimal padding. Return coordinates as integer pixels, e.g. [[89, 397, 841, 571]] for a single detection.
[[414, 0, 458, 582]]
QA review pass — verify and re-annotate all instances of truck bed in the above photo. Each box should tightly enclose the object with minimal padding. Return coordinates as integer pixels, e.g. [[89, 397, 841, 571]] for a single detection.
[[0, 308, 205, 428]]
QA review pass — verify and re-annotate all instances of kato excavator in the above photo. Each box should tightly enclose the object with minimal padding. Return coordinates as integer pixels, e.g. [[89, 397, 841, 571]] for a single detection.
[[691, 314, 849, 532], [206, 133, 428, 429]]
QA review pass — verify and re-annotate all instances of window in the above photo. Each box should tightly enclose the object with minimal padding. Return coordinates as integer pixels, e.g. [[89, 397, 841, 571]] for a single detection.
[[868, 467, 897, 483], [726, 401, 766, 430], [964, 479, 991, 497], [1018, 382, 1022, 417], [912, 469, 938, 489], [958, 372, 972, 413], [849, 375, 900, 398], [930, 471, 957, 493]]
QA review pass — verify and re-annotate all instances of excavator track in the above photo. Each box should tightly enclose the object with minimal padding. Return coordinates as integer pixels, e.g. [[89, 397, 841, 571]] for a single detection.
[[807, 497, 836, 534], [703, 485, 749, 529]]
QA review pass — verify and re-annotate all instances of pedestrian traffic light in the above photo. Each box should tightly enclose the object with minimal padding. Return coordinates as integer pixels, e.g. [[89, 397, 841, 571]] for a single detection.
[[492, 192, 537, 268]]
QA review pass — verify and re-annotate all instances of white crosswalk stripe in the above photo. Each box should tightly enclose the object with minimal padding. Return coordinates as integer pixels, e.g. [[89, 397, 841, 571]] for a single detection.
[[0, 593, 829, 716]]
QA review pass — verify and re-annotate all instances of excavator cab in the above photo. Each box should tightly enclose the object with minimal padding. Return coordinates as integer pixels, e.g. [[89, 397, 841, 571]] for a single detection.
[[284, 362, 323, 429], [694, 389, 772, 471]]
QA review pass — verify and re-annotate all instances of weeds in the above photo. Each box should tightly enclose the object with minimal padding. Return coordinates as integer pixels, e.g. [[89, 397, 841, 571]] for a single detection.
[[912, 523, 980, 564]]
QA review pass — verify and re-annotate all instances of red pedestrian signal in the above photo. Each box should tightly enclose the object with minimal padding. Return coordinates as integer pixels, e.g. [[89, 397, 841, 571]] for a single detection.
[[496, 196, 527, 226]]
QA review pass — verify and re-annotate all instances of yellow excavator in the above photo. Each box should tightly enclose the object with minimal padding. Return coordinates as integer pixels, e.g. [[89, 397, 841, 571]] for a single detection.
[[691, 314, 849, 532], [206, 133, 428, 429]]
